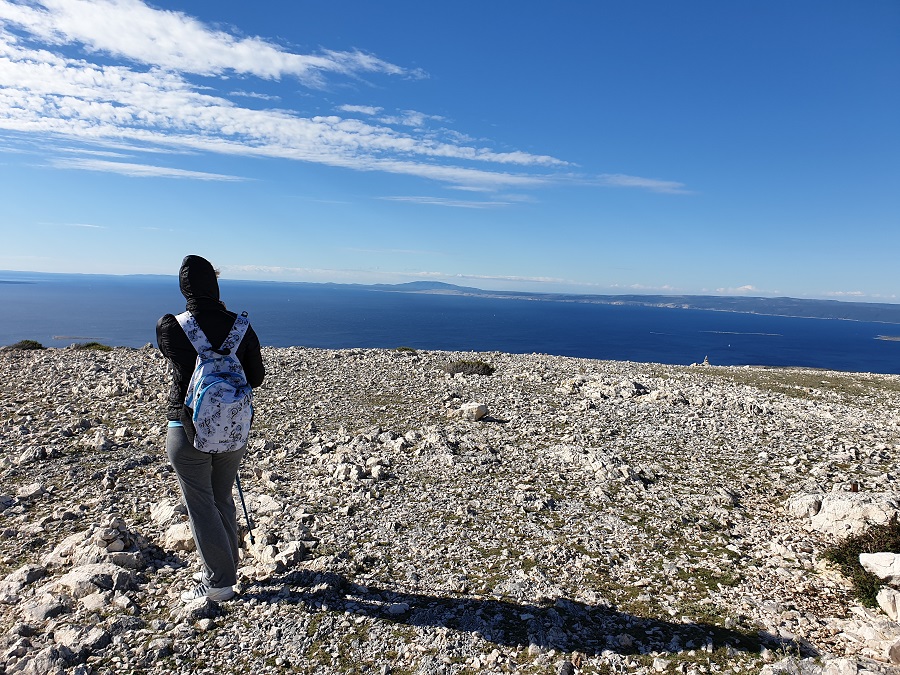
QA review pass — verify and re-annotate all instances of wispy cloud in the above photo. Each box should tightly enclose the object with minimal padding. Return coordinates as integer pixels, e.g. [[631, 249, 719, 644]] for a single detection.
[[224, 264, 574, 287], [379, 195, 513, 209], [343, 247, 441, 256], [379, 110, 445, 129], [823, 290, 865, 298], [0, 0, 413, 83], [445, 185, 495, 193], [222, 264, 379, 282], [0, 0, 685, 194], [221, 265, 683, 293], [443, 272, 568, 284], [714, 285, 766, 295], [56, 146, 129, 158], [44, 221, 106, 228], [609, 283, 681, 292], [597, 174, 690, 194], [230, 90, 280, 102], [51, 158, 247, 180], [339, 107, 444, 130], [339, 104, 382, 116]]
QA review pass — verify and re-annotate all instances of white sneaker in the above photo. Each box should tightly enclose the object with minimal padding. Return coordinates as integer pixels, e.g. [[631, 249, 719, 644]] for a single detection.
[[180, 583, 235, 603], [192, 571, 206, 583]]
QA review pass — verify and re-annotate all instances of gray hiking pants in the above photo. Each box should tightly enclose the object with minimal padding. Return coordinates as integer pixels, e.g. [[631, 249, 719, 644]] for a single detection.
[[166, 425, 246, 588]]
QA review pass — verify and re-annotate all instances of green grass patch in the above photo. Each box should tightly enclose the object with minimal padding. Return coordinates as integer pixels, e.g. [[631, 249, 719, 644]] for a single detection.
[[823, 516, 900, 606], [443, 359, 495, 376], [73, 341, 113, 351], [4, 339, 44, 350]]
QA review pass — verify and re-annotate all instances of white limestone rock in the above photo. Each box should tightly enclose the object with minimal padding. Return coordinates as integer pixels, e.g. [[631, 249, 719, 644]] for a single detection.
[[822, 658, 865, 675], [54, 563, 133, 599], [19, 593, 69, 623], [889, 639, 900, 665], [79, 591, 111, 613], [861, 552, 900, 584], [787, 492, 900, 536], [448, 402, 488, 421], [273, 541, 306, 569], [785, 494, 823, 519], [149, 498, 187, 525], [16, 483, 45, 501], [52, 624, 112, 657], [877, 586, 900, 622], [162, 522, 195, 552]]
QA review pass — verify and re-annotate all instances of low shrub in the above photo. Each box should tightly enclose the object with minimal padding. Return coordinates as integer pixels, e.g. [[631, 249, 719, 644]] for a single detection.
[[822, 515, 900, 606], [73, 342, 113, 351], [443, 359, 495, 376], [5, 339, 44, 350], [395, 346, 418, 354]]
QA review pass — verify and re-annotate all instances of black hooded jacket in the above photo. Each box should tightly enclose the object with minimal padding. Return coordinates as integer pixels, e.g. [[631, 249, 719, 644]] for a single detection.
[[156, 255, 265, 441]]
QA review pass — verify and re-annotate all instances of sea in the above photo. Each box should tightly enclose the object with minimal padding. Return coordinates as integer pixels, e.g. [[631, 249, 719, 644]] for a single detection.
[[2, 271, 900, 375]]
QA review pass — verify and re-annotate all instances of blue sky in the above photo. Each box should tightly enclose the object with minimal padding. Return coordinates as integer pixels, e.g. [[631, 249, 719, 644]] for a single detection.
[[0, 0, 897, 300]]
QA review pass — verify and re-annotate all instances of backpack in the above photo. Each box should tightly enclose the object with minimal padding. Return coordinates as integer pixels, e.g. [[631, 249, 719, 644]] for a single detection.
[[175, 310, 253, 453]]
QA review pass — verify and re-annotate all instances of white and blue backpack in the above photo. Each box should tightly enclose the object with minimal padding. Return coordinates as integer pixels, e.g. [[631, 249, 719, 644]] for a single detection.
[[175, 311, 253, 453]]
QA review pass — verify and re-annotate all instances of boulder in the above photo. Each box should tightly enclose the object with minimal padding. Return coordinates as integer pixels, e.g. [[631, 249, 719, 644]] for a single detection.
[[448, 403, 488, 421], [55, 563, 133, 599], [785, 494, 822, 519], [163, 522, 195, 552], [861, 552, 900, 584], [786, 492, 900, 536], [877, 586, 900, 622], [53, 624, 112, 657], [150, 498, 186, 525]]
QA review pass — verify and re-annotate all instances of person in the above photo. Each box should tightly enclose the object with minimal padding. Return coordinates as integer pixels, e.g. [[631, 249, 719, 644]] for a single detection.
[[156, 255, 265, 602]]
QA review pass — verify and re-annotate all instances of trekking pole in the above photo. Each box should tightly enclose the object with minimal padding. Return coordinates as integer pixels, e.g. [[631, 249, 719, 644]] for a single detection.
[[235, 472, 255, 545]]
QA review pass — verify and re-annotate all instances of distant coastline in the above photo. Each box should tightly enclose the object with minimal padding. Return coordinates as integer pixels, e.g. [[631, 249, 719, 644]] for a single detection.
[[2, 270, 899, 373], [2, 270, 900, 326], [373, 281, 900, 325]]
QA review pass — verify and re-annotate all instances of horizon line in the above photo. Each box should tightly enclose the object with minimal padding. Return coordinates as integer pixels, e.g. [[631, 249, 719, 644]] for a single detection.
[[0, 268, 897, 307]]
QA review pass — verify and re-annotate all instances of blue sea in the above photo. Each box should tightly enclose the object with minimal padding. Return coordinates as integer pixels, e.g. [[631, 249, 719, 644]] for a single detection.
[[2, 271, 900, 375]]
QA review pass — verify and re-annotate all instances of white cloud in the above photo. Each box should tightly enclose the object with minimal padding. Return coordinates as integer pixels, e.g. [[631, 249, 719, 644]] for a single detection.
[[230, 90, 280, 102], [714, 285, 763, 295], [609, 283, 680, 292], [0, 36, 565, 187], [0, 0, 686, 195], [823, 290, 865, 297], [0, 0, 414, 84], [51, 157, 246, 180], [47, 221, 105, 228], [339, 104, 382, 116], [446, 273, 567, 284], [379, 196, 512, 209], [221, 264, 381, 283], [56, 146, 129, 158], [597, 174, 689, 194], [220, 265, 686, 293], [380, 109, 444, 128], [343, 247, 441, 256], [445, 184, 494, 193]]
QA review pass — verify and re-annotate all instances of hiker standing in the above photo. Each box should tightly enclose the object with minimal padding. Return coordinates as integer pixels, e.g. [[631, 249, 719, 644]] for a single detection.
[[156, 255, 265, 602]]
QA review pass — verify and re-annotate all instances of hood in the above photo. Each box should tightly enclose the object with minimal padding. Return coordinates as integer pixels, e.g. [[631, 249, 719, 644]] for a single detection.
[[179, 255, 220, 311]]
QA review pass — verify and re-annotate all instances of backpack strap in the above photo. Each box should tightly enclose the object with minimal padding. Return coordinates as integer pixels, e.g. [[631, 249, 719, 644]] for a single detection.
[[220, 312, 251, 354], [175, 311, 213, 356], [175, 311, 250, 356]]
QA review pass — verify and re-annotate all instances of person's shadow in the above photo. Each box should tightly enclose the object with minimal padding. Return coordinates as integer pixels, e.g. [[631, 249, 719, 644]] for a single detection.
[[242, 566, 816, 660]]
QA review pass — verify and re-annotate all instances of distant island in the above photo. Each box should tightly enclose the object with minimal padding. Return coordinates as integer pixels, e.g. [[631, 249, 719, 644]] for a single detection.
[[368, 281, 900, 325], [2, 270, 900, 326]]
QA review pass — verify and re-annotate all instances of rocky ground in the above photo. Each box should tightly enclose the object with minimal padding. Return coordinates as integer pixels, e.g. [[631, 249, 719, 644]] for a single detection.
[[2, 344, 900, 675]]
